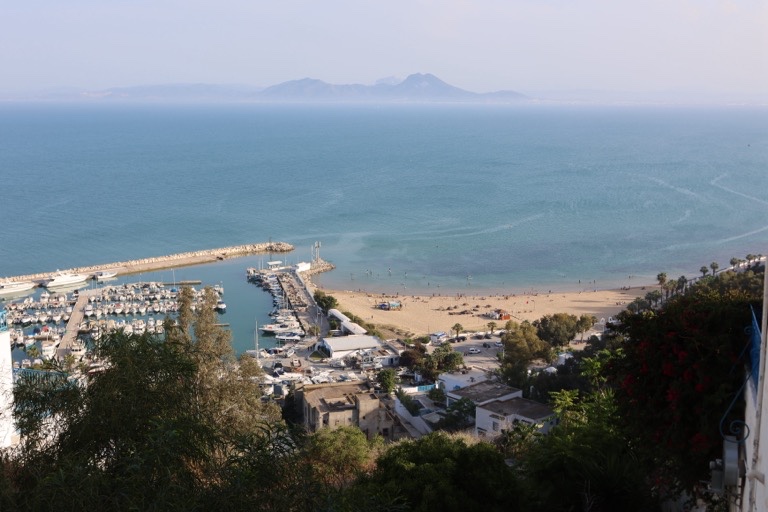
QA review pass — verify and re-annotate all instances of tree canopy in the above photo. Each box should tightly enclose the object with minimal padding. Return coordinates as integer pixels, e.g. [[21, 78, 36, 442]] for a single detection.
[[534, 313, 581, 347], [313, 290, 338, 314], [499, 320, 550, 387], [6, 286, 284, 511], [356, 432, 523, 512]]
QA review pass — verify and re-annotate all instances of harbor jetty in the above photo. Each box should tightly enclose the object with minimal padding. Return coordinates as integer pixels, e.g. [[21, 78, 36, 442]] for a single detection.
[[57, 289, 100, 357], [246, 258, 336, 341], [3, 241, 294, 285]]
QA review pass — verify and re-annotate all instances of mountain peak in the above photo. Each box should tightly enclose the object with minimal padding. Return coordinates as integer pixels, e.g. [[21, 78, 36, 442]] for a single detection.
[[392, 73, 472, 98]]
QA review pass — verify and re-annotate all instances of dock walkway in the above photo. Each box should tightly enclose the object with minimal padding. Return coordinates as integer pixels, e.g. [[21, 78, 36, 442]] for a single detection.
[[57, 289, 100, 359]]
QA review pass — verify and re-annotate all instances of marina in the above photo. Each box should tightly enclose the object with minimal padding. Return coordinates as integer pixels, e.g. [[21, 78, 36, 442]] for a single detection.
[[1, 247, 335, 372], [3, 280, 229, 367]]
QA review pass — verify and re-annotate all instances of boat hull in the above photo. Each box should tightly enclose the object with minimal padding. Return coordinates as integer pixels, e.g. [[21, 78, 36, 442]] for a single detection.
[[46, 273, 88, 288], [0, 281, 36, 297]]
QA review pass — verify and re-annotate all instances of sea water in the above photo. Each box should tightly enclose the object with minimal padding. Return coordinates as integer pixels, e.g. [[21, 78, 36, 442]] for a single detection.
[[1, 102, 766, 352]]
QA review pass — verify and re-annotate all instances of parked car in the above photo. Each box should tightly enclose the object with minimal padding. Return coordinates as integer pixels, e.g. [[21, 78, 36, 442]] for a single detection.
[[484, 333, 493, 339], [473, 333, 484, 340], [467, 347, 481, 354], [494, 341, 503, 347], [482, 342, 491, 348], [456, 335, 467, 342]]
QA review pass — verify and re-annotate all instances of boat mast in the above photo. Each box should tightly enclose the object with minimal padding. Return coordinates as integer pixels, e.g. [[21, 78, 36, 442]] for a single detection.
[[254, 320, 259, 361]]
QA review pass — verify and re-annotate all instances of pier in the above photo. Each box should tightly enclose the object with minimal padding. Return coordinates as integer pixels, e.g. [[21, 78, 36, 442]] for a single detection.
[[247, 258, 336, 339], [57, 289, 100, 359], [3, 241, 294, 285]]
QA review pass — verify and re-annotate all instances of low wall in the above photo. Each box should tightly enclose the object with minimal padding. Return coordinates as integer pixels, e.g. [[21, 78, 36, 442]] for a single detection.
[[4, 241, 294, 283], [394, 397, 434, 436]]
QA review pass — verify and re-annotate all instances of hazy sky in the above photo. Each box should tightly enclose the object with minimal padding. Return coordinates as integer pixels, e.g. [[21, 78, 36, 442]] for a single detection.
[[2, 0, 766, 97]]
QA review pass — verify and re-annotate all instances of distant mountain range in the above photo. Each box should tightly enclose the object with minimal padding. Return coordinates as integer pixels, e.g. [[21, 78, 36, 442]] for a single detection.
[[44, 73, 529, 103], [258, 73, 527, 103]]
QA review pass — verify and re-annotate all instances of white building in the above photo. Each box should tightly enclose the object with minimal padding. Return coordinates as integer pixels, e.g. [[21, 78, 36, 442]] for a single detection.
[[735, 273, 768, 510], [446, 380, 522, 408], [327, 309, 367, 335], [295, 261, 311, 272], [0, 312, 14, 447], [437, 367, 489, 392], [319, 335, 382, 360], [475, 397, 556, 438]]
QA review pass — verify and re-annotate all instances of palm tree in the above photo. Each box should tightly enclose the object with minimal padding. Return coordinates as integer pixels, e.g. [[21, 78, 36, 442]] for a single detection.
[[664, 281, 675, 299], [730, 257, 740, 269], [710, 262, 719, 276], [645, 290, 662, 309], [747, 254, 757, 267], [656, 272, 667, 292], [677, 275, 688, 294], [699, 266, 709, 277], [487, 321, 497, 336], [452, 323, 463, 341]]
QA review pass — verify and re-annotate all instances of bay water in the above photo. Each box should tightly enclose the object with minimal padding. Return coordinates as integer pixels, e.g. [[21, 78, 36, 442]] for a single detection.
[[1, 102, 766, 353]]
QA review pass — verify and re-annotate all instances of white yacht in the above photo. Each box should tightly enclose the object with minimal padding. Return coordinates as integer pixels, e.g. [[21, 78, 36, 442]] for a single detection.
[[0, 280, 36, 296], [94, 271, 117, 281], [46, 272, 88, 288], [41, 338, 61, 360], [69, 340, 87, 359], [275, 332, 303, 343], [261, 321, 302, 333]]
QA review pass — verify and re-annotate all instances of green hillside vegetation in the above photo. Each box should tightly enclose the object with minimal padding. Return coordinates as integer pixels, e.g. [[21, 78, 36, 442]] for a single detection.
[[0, 263, 763, 510]]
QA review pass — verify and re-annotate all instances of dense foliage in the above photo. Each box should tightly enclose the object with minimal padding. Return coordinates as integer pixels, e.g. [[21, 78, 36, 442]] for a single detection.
[[1, 264, 762, 510], [397, 342, 464, 381], [499, 320, 551, 387], [313, 290, 338, 314], [356, 432, 523, 512], [520, 389, 656, 511], [605, 268, 764, 491], [534, 313, 593, 347], [10, 332, 213, 510]]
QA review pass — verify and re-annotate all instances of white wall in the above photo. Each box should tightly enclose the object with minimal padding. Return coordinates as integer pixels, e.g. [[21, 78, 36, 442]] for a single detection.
[[393, 397, 433, 436], [475, 404, 555, 438], [0, 330, 14, 447]]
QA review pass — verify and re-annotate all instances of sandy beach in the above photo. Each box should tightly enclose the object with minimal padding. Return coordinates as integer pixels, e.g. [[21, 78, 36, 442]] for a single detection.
[[316, 284, 651, 338]]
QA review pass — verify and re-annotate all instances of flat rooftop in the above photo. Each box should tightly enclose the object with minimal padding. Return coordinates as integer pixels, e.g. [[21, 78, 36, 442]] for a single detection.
[[481, 396, 554, 421], [448, 380, 521, 404], [303, 382, 376, 413]]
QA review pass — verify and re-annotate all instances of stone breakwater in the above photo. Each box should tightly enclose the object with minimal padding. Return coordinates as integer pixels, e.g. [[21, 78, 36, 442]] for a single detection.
[[300, 259, 336, 277], [5, 242, 295, 283]]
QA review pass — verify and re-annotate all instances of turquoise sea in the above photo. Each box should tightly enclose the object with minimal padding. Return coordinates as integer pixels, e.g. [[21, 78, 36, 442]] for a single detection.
[[1, 103, 767, 353]]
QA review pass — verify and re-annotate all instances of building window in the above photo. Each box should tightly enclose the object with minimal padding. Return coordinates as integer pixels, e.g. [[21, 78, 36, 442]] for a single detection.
[[492, 421, 500, 432]]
